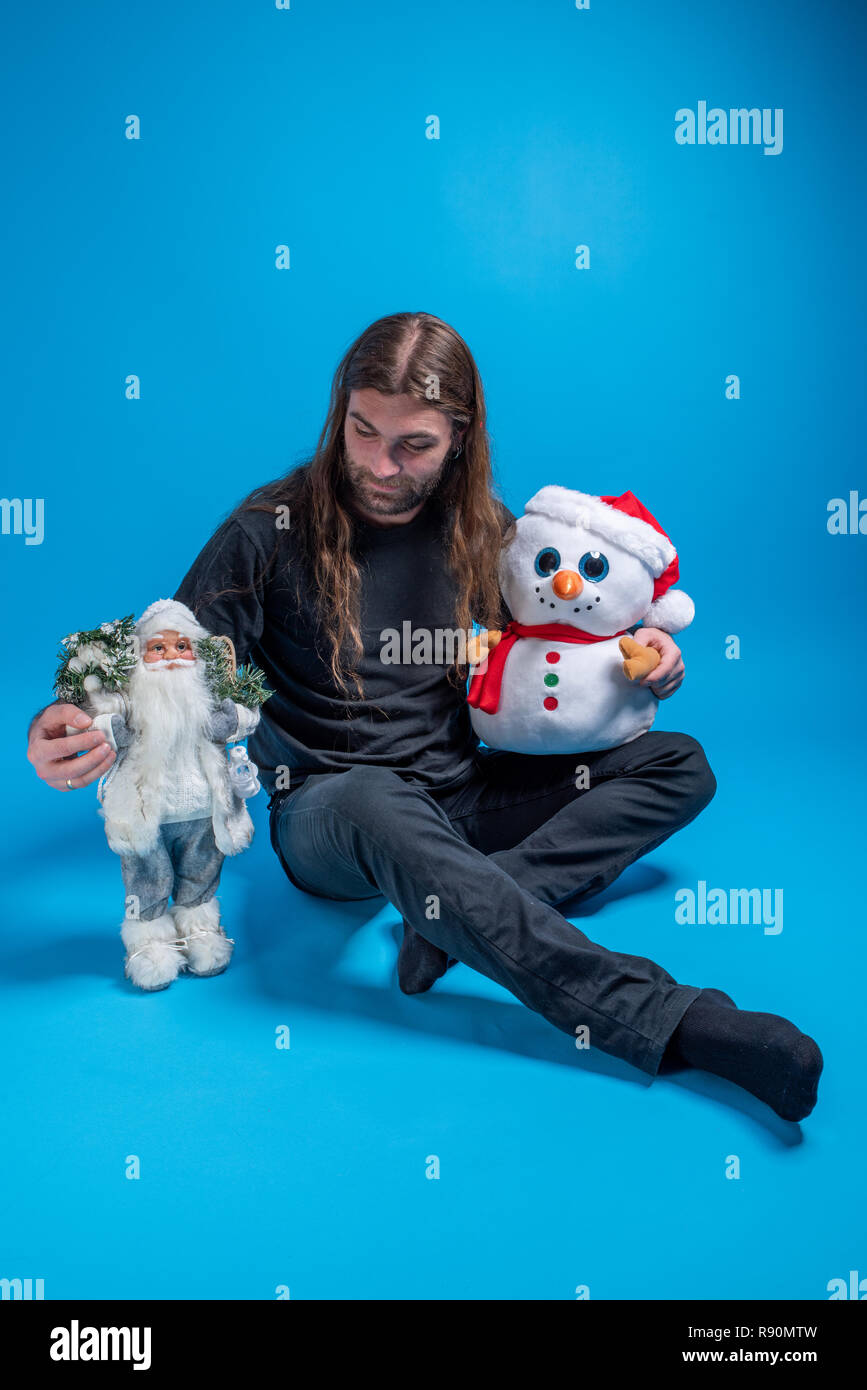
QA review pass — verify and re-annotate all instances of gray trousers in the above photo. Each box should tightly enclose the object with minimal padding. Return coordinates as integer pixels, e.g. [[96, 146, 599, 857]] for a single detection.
[[120, 816, 224, 922]]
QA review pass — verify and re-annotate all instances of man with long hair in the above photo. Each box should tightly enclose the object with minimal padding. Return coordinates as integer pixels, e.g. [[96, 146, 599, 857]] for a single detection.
[[28, 312, 822, 1121]]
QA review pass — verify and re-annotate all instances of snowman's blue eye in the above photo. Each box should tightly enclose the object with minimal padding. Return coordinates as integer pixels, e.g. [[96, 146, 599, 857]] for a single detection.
[[534, 547, 560, 577], [578, 551, 609, 582]]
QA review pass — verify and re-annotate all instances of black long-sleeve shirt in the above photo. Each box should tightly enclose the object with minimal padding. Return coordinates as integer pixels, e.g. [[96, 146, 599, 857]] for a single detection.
[[173, 495, 515, 801]]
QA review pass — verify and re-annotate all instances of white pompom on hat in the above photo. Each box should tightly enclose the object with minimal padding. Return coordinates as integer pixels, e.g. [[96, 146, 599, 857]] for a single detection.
[[524, 484, 694, 633], [135, 598, 211, 645]]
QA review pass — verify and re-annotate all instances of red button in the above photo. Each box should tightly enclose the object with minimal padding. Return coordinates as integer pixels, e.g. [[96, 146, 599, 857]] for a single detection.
[[543, 696, 558, 710], [545, 651, 560, 663]]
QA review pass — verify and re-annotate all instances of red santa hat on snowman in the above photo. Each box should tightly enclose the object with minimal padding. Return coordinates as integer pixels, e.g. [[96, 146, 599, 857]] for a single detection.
[[524, 485, 694, 634]]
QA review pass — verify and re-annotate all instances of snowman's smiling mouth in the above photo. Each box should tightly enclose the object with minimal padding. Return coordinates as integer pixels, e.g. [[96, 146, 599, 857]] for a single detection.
[[534, 584, 602, 613]]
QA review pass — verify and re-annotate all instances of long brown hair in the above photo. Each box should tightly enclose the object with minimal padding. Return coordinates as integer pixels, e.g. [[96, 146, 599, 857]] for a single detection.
[[208, 312, 507, 698]]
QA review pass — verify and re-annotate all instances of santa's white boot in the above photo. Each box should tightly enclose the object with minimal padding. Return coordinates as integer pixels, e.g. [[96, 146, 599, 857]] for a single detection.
[[172, 897, 234, 978], [121, 913, 186, 992]]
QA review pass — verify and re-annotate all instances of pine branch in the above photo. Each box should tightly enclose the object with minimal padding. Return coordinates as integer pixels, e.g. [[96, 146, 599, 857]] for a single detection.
[[197, 636, 272, 709], [229, 663, 273, 709], [53, 615, 138, 705], [197, 636, 234, 701]]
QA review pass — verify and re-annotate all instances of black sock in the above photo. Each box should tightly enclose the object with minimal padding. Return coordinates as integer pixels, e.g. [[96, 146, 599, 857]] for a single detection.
[[657, 988, 737, 1075], [397, 921, 456, 995], [664, 988, 823, 1122]]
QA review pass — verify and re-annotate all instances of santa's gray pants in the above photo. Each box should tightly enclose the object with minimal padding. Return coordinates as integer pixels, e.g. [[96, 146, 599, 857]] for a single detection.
[[119, 816, 224, 921]]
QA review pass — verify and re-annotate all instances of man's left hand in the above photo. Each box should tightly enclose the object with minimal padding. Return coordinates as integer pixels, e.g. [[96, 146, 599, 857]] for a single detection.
[[631, 627, 684, 699]]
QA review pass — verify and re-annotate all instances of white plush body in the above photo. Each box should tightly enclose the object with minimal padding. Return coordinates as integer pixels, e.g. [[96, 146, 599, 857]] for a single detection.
[[470, 636, 658, 754], [469, 486, 694, 756]]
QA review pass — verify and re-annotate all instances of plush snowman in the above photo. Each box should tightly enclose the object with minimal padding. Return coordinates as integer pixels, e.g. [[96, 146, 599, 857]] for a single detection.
[[467, 485, 694, 754]]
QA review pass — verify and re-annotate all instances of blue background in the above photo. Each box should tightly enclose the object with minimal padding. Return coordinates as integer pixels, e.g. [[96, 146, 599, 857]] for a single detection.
[[2, 0, 864, 1299]]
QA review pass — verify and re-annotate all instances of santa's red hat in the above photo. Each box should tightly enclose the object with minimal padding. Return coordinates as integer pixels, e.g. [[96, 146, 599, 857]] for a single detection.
[[524, 485, 694, 633]]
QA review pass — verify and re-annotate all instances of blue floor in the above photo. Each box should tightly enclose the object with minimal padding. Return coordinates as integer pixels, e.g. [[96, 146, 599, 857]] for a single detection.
[[2, 715, 860, 1300], [2, 0, 863, 1303]]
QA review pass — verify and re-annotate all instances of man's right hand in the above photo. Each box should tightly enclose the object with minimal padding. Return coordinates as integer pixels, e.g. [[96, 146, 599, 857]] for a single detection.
[[27, 703, 117, 792]]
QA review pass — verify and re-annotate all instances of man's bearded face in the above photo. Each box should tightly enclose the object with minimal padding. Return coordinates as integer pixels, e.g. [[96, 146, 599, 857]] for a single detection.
[[127, 629, 213, 747], [341, 388, 456, 518]]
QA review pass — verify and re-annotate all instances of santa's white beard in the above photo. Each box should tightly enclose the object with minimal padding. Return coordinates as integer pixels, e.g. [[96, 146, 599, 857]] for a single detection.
[[126, 659, 214, 761]]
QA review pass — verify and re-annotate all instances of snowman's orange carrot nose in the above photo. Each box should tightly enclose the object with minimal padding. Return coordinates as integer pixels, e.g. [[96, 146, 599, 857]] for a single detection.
[[552, 570, 583, 599]]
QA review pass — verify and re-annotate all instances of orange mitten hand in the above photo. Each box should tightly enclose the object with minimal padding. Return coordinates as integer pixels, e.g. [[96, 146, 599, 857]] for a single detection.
[[467, 628, 502, 667], [620, 634, 661, 682]]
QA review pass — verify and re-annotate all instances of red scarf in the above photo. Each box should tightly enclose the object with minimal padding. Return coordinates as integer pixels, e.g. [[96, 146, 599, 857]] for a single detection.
[[467, 620, 628, 715]]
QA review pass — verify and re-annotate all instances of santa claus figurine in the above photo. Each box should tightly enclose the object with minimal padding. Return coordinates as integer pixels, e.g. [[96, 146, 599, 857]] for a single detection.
[[467, 486, 694, 755], [53, 598, 269, 993]]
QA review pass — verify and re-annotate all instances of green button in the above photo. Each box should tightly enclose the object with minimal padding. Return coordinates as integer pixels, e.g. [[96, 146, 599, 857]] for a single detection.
[[544, 673, 559, 687]]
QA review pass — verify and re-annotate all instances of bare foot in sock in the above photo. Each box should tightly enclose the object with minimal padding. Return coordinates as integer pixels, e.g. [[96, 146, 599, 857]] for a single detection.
[[664, 988, 823, 1122], [397, 921, 457, 995]]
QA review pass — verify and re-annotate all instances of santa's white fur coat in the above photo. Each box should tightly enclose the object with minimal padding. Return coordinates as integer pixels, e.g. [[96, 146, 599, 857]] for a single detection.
[[88, 691, 260, 859]]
